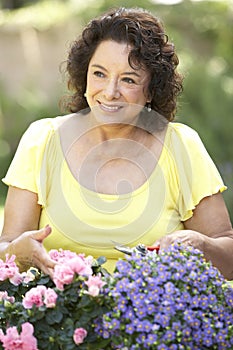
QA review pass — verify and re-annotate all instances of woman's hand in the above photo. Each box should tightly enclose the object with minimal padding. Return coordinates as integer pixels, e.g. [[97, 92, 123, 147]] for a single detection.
[[1, 187, 56, 275], [155, 229, 207, 253], [8, 225, 56, 276]]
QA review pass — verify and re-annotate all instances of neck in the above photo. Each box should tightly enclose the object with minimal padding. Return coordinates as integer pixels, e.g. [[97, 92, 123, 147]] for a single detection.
[[96, 123, 141, 141], [86, 112, 143, 141]]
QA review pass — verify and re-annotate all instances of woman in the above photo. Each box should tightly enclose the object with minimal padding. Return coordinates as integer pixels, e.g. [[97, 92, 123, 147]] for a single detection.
[[1, 7, 233, 278]]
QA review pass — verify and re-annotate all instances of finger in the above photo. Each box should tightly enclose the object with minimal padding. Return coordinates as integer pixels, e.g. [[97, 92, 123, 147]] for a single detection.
[[156, 237, 171, 250], [30, 225, 52, 243], [153, 238, 161, 246], [46, 267, 54, 279], [38, 264, 55, 278], [33, 253, 57, 274]]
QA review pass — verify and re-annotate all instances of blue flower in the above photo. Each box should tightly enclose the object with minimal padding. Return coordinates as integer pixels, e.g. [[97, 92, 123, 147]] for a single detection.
[[96, 242, 233, 349], [125, 323, 135, 335], [145, 333, 158, 346], [135, 320, 153, 333]]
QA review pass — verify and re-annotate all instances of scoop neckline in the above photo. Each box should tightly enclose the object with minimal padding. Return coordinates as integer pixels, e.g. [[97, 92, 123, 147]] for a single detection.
[[57, 122, 171, 199]]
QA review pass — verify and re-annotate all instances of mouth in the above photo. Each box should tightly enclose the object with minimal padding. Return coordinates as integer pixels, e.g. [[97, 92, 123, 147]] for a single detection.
[[97, 101, 124, 112]]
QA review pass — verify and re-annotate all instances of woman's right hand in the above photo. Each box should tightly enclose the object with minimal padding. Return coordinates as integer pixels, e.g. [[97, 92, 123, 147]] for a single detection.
[[8, 225, 56, 276]]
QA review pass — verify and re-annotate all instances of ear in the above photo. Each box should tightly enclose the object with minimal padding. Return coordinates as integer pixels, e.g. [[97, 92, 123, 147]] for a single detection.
[[146, 91, 152, 103]]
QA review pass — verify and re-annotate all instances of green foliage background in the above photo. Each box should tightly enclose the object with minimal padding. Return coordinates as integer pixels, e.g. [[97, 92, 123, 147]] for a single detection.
[[0, 0, 232, 221]]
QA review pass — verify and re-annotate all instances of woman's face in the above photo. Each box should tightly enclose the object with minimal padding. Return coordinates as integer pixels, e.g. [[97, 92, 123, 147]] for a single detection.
[[86, 40, 151, 124]]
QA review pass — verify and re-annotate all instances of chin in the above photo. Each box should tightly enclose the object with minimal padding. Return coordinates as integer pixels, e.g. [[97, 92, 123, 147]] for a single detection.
[[90, 103, 143, 127]]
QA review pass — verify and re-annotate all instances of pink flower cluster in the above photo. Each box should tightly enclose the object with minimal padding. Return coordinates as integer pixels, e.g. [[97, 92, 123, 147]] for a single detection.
[[0, 249, 107, 349], [0, 254, 22, 286], [0, 322, 38, 350], [22, 285, 58, 309], [85, 274, 106, 297], [0, 255, 37, 287], [49, 248, 80, 263], [49, 249, 94, 290]]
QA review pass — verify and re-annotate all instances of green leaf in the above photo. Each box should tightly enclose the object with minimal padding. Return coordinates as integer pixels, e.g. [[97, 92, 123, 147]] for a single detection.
[[45, 309, 63, 324]]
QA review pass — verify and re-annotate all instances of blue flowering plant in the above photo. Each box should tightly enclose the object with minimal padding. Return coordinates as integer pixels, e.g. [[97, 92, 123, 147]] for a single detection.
[[96, 242, 233, 350]]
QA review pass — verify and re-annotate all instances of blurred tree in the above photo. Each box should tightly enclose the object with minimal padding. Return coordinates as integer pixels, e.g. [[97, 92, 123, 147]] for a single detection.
[[1, 0, 36, 9], [0, 0, 69, 9], [161, 0, 233, 217]]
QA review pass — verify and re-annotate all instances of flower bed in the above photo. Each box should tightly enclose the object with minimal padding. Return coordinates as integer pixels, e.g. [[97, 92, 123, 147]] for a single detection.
[[0, 243, 232, 349]]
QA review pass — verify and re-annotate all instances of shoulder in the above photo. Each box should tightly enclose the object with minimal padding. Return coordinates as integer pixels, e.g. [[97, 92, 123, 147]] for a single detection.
[[168, 122, 199, 139], [167, 122, 204, 150], [22, 114, 76, 144], [27, 116, 63, 134]]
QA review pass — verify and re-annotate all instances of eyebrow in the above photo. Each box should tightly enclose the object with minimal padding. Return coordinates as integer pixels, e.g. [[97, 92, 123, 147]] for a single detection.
[[91, 64, 141, 77]]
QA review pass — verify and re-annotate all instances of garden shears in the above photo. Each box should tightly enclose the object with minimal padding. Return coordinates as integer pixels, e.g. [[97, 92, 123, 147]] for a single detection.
[[114, 243, 160, 256]]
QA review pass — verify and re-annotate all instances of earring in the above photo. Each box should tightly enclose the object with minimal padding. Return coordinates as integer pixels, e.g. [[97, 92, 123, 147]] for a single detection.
[[84, 92, 87, 98], [146, 102, 151, 112]]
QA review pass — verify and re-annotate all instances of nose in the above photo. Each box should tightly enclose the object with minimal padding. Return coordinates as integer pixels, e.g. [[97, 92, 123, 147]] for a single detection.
[[103, 79, 120, 100]]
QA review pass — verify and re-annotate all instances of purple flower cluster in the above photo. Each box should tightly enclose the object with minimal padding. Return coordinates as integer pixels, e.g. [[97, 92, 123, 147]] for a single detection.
[[97, 242, 233, 349]]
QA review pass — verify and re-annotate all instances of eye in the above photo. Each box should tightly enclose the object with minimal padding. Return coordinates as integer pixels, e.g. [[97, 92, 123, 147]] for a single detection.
[[122, 77, 136, 84], [93, 71, 105, 78]]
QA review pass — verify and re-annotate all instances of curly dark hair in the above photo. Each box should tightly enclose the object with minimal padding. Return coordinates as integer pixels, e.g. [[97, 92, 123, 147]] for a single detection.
[[62, 7, 183, 121]]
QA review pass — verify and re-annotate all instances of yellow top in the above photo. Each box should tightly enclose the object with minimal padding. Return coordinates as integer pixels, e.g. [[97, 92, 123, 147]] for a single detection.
[[2, 115, 226, 272]]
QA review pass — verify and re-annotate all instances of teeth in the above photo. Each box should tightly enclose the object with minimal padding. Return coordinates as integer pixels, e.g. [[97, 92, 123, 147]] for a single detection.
[[101, 103, 121, 111]]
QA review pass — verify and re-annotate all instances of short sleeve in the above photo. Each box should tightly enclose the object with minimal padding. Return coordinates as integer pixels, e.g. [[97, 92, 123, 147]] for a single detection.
[[169, 123, 227, 221], [2, 118, 55, 197]]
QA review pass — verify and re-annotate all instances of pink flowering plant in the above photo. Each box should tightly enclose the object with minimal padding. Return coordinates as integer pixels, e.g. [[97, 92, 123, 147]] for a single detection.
[[0, 249, 109, 350], [0, 243, 233, 350]]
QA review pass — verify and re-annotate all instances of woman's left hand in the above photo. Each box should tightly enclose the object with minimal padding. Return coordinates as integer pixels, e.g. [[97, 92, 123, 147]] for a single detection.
[[154, 193, 233, 279], [155, 229, 207, 253]]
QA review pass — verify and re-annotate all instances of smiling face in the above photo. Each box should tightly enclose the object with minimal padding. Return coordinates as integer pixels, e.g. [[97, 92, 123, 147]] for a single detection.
[[85, 40, 151, 124]]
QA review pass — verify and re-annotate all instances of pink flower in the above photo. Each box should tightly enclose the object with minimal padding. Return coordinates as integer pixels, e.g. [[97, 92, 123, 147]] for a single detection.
[[20, 323, 38, 350], [49, 249, 77, 263], [0, 255, 22, 285], [22, 285, 57, 309], [49, 249, 93, 275], [43, 288, 57, 308], [73, 327, 87, 345], [21, 269, 37, 284], [67, 256, 92, 277], [85, 255, 94, 266], [22, 285, 46, 309], [0, 291, 15, 304], [0, 291, 8, 301], [48, 249, 61, 261], [53, 264, 74, 290], [0, 254, 17, 269], [84, 274, 106, 297], [0, 322, 38, 350], [9, 271, 23, 286]]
